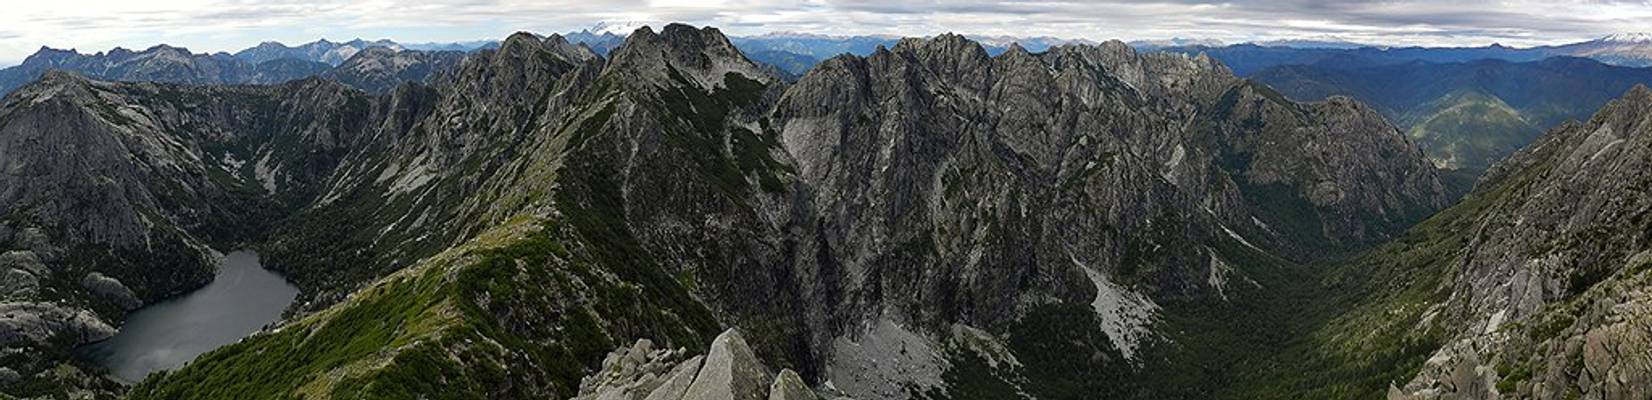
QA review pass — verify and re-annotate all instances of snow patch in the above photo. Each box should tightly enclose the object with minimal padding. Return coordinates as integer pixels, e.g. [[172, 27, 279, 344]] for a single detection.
[[1601, 32, 1652, 43]]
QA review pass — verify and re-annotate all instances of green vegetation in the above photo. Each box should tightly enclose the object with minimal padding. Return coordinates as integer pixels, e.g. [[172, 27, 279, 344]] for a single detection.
[[649, 67, 792, 200], [129, 216, 721, 399], [1406, 90, 1541, 171], [1005, 303, 1141, 399]]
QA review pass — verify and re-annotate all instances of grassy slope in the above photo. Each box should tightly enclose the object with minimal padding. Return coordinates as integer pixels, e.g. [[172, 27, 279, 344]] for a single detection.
[[127, 214, 721, 400], [1223, 139, 1553, 398], [1405, 90, 1541, 170]]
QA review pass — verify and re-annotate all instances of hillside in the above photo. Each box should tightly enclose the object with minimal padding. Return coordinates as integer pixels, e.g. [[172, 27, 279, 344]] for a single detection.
[[0, 25, 1453, 399], [1251, 57, 1652, 172]]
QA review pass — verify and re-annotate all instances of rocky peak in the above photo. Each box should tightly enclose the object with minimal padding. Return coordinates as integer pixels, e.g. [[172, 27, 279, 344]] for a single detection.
[[891, 33, 993, 79], [999, 42, 1034, 59], [607, 23, 774, 90], [1600, 32, 1652, 43], [1387, 74, 1652, 400], [350, 45, 398, 59], [20, 47, 80, 67], [496, 31, 549, 59], [5, 70, 96, 105], [1098, 39, 1139, 60], [574, 329, 809, 400], [543, 34, 600, 63], [142, 44, 190, 54], [1599, 83, 1652, 117]]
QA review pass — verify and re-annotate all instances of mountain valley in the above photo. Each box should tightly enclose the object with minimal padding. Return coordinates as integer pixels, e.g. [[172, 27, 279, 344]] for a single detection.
[[0, 20, 1649, 400]]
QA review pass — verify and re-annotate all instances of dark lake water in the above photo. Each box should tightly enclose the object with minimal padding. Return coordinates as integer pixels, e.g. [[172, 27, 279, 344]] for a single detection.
[[78, 250, 298, 383]]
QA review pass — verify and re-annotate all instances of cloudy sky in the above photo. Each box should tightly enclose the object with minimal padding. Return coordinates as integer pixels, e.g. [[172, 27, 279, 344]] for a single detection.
[[3, 0, 1650, 66]]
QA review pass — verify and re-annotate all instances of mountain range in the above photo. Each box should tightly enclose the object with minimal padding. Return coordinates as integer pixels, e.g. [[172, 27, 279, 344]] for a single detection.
[[1, 23, 1650, 400], [1249, 57, 1652, 175], [0, 42, 471, 98], [1158, 33, 1652, 76]]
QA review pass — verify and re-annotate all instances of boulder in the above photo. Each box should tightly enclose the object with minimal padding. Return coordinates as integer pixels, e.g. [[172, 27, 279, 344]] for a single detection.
[[768, 369, 819, 400], [81, 272, 142, 310], [0, 302, 116, 347], [645, 355, 705, 400], [1, 268, 39, 299], [0, 250, 47, 276], [681, 329, 771, 400], [0, 367, 18, 385], [15, 228, 54, 256]]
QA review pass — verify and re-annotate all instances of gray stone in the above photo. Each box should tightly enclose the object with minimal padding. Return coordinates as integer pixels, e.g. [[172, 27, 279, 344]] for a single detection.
[[1, 268, 39, 299], [0, 250, 46, 276], [768, 369, 819, 400], [682, 329, 770, 400], [0, 302, 116, 347], [15, 228, 53, 256], [645, 355, 705, 400], [80, 272, 142, 311]]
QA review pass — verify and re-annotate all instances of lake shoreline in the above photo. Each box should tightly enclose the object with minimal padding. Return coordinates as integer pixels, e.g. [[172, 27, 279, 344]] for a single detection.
[[75, 250, 299, 384]]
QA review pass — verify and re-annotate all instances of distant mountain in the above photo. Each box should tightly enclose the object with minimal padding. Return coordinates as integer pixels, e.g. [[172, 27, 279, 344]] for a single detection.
[[401, 40, 498, 52], [1128, 38, 1225, 50], [320, 47, 467, 93], [0, 42, 471, 97], [743, 49, 817, 80], [233, 39, 402, 66], [563, 30, 627, 55], [729, 32, 899, 60], [1156, 43, 1550, 76], [1159, 33, 1652, 76], [1548, 32, 1652, 67], [1378, 85, 1652, 399], [1250, 37, 1369, 49], [8, 25, 1451, 399], [0, 45, 334, 96], [969, 35, 1098, 54], [1251, 56, 1652, 171]]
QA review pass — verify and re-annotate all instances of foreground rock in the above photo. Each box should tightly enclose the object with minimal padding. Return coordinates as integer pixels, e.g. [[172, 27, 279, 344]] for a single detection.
[[22, 24, 1449, 399], [1372, 86, 1652, 399], [578, 329, 819, 400]]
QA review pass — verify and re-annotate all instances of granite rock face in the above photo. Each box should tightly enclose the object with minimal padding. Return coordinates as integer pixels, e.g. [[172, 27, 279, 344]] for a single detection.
[[769, 34, 1442, 396], [321, 47, 466, 94], [0, 70, 376, 387], [5, 24, 1453, 398], [1386, 86, 1652, 399], [0, 41, 471, 98], [578, 330, 823, 400]]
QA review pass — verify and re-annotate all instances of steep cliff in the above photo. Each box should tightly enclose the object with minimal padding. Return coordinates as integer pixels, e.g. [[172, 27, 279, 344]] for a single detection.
[[3, 24, 1453, 399]]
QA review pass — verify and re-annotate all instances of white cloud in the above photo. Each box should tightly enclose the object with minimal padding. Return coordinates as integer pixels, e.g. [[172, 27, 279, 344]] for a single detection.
[[1, 0, 1649, 66]]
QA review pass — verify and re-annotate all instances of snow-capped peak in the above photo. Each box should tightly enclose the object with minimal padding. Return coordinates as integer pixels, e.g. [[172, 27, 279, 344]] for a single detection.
[[588, 21, 654, 35], [1600, 32, 1652, 43]]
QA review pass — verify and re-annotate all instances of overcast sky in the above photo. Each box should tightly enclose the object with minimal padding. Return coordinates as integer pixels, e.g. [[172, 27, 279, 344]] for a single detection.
[[3, 0, 1650, 66]]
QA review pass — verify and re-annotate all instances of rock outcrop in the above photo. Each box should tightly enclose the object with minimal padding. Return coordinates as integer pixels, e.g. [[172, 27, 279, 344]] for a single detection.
[[14, 23, 1451, 399], [578, 330, 820, 400], [0, 41, 471, 98], [321, 47, 466, 93], [0, 70, 375, 388], [1372, 85, 1652, 399]]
